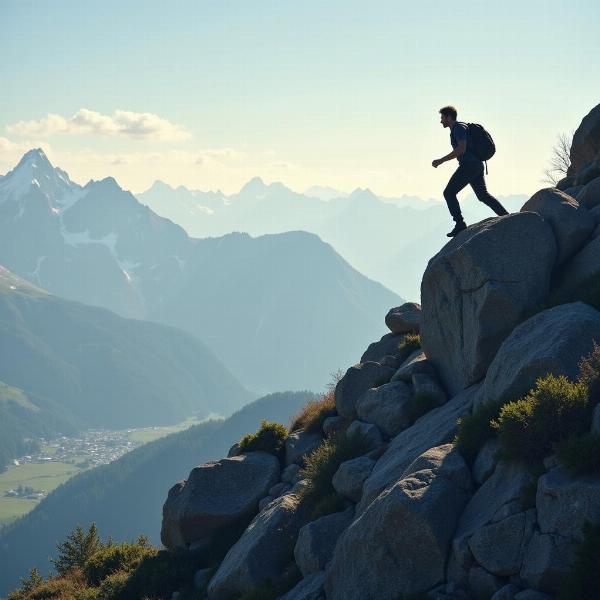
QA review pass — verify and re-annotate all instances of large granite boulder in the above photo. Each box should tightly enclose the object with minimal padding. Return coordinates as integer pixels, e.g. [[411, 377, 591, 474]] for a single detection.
[[161, 452, 280, 548], [207, 494, 309, 599], [279, 572, 326, 600], [294, 507, 354, 576], [468, 509, 536, 576], [558, 224, 600, 292], [537, 467, 600, 541], [576, 175, 600, 210], [391, 349, 436, 382], [335, 362, 395, 419], [421, 213, 556, 396], [520, 531, 575, 593], [285, 430, 323, 466], [447, 461, 533, 585], [482, 302, 600, 406], [324, 445, 472, 600], [332, 456, 376, 502], [355, 381, 413, 437], [568, 102, 600, 175], [385, 302, 421, 333], [359, 383, 480, 512], [520, 188, 594, 265], [360, 333, 404, 363]]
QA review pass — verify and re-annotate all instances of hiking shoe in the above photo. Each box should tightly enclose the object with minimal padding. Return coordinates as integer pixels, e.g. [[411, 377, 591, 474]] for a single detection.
[[447, 222, 467, 237]]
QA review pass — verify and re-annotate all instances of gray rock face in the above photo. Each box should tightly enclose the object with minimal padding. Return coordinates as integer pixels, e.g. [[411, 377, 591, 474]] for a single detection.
[[385, 302, 421, 333], [468, 510, 536, 576], [360, 333, 404, 363], [285, 430, 323, 467], [391, 349, 436, 382], [421, 213, 556, 396], [282, 463, 301, 483], [161, 452, 280, 548], [472, 438, 500, 485], [359, 383, 479, 512], [482, 302, 600, 406], [346, 420, 382, 450], [207, 494, 309, 600], [447, 461, 533, 585], [269, 482, 291, 498], [568, 102, 600, 175], [514, 590, 553, 600], [321, 416, 343, 436], [332, 456, 376, 502], [278, 572, 326, 600], [577, 175, 600, 209], [491, 584, 520, 600], [294, 507, 354, 576], [559, 224, 600, 292], [355, 381, 413, 437], [335, 362, 395, 419], [412, 373, 447, 407], [468, 566, 504, 599], [324, 445, 472, 600], [520, 531, 575, 593], [520, 187, 594, 265], [537, 467, 600, 541], [258, 496, 274, 511]]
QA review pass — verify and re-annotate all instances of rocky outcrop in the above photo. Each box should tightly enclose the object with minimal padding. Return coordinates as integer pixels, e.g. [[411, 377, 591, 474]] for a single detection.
[[207, 494, 309, 599], [421, 212, 556, 395], [576, 175, 600, 209], [355, 381, 413, 437], [332, 456, 375, 502], [294, 507, 354, 576], [325, 445, 472, 599], [334, 362, 395, 419], [285, 430, 323, 466], [558, 224, 600, 291], [520, 188, 594, 265], [359, 383, 479, 512], [568, 102, 600, 175], [482, 302, 600, 406], [385, 302, 421, 333], [161, 452, 280, 548]]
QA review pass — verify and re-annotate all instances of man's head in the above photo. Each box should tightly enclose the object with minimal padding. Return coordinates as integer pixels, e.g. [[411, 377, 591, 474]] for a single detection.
[[439, 105, 457, 128]]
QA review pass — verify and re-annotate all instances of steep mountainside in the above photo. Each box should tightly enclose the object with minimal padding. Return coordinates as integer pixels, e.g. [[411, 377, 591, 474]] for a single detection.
[[0, 151, 402, 393], [0, 391, 314, 596], [0, 263, 251, 461]]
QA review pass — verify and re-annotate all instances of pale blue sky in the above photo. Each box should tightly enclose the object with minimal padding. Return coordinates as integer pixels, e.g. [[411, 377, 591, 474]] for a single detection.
[[1, 0, 598, 198]]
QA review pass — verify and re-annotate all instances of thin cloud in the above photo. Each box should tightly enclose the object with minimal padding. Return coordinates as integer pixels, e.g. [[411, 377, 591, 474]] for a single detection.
[[6, 109, 191, 141]]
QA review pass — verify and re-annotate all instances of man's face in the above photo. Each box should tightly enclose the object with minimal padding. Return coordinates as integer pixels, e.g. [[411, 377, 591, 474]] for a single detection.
[[440, 114, 452, 128]]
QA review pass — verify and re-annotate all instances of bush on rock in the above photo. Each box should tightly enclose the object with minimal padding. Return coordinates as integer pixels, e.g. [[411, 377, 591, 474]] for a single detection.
[[239, 420, 288, 457], [493, 374, 590, 465]]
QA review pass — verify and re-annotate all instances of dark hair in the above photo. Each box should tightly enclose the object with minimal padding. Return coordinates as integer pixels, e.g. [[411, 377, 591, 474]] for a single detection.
[[439, 105, 457, 120]]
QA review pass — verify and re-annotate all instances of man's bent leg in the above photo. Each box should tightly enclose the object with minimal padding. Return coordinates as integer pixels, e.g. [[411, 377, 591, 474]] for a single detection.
[[443, 165, 471, 223], [470, 168, 508, 216]]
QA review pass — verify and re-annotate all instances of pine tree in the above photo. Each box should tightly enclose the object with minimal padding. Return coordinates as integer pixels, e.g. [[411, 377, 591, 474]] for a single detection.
[[19, 568, 43, 592], [50, 522, 103, 575]]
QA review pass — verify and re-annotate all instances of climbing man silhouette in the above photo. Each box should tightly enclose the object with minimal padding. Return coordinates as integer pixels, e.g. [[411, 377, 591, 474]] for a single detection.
[[432, 105, 508, 237]]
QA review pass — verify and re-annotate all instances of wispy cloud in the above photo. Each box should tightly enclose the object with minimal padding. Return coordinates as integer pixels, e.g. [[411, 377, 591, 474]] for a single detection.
[[6, 109, 191, 141]]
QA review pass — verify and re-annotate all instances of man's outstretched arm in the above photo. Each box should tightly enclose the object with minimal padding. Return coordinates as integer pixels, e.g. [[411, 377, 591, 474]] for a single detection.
[[432, 139, 466, 168]]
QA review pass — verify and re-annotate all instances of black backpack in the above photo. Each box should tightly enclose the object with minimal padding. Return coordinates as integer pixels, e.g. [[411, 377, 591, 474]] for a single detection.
[[467, 123, 496, 161]]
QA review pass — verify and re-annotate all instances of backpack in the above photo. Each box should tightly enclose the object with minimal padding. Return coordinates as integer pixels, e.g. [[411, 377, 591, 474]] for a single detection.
[[467, 123, 496, 161]]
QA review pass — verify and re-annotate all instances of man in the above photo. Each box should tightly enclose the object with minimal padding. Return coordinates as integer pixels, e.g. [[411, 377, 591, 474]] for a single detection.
[[432, 105, 508, 237]]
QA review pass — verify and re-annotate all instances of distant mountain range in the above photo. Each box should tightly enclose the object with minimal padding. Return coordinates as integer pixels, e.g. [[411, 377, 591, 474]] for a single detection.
[[137, 178, 529, 300], [0, 390, 314, 596], [0, 263, 251, 467], [0, 150, 401, 394]]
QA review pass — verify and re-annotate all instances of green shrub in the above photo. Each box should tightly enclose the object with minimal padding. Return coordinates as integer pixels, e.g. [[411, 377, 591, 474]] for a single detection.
[[557, 433, 600, 475], [493, 374, 590, 465], [238, 420, 288, 457], [310, 492, 346, 520], [397, 333, 421, 362], [50, 523, 104, 576], [94, 570, 129, 599], [579, 341, 600, 406], [84, 538, 156, 585], [558, 522, 600, 600], [299, 431, 371, 506], [289, 390, 337, 434], [410, 392, 441, 421], [7, 569, 91, 600], [454, 398, 505, 465]]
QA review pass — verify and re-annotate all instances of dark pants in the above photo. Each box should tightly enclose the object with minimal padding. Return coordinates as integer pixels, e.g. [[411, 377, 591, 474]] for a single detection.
[[443, 161, 508, 223]]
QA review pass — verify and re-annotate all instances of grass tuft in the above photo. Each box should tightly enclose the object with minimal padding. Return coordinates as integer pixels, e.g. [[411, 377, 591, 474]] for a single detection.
[[238, 420, 288, 457]]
